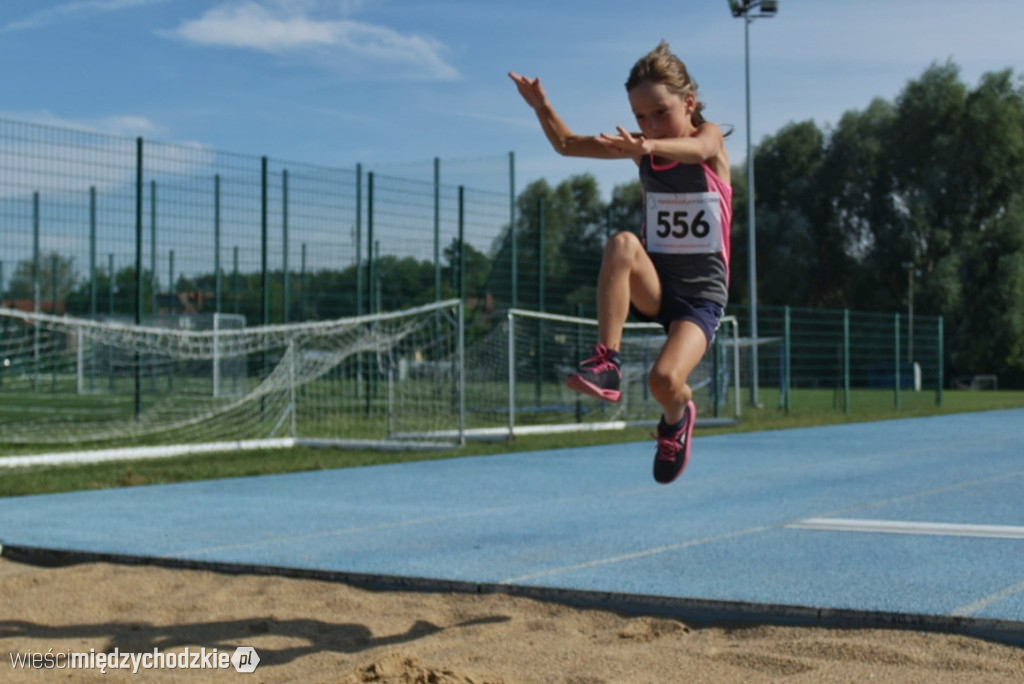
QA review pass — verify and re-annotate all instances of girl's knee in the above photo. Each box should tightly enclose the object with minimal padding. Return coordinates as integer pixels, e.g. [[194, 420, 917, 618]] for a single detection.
[[604, 230, 642, 256], [648, 366, 685, 402]]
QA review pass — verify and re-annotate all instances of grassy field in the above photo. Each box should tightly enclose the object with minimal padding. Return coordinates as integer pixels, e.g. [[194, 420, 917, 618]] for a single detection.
[[1, 388, 1022, 499]]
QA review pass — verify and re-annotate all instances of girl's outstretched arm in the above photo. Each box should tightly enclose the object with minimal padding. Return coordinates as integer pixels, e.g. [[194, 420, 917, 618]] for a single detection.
[[509, 72, 633, 160]]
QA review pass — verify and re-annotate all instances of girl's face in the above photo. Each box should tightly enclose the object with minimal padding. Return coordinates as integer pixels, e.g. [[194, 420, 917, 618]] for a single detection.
[[628, 81, 696, 140]]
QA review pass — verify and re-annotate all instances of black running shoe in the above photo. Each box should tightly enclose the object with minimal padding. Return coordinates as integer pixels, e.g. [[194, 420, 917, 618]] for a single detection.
[[653, 401, 696, 484], [565, 344, 622, 402]]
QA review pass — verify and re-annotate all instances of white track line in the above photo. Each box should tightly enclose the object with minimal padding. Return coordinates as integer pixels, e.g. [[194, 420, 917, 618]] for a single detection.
[[951, 580, 1024, 617], [787, 518, 1024, 539], [499, 525, 772, 585]]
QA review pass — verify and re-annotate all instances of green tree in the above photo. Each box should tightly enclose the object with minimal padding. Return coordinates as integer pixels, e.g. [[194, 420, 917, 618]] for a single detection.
[[487, 174, 607, 316], [821, 98, 902, 311], [606, 180, 643, 238], [728, 61, 1023, 380], [887, 62, 971, 319], [555, 174, 606, 314], [441, 240, 490, 302], [943, 69, 1024, 377], [750, 120, 857, 307], [6, 252, 78, 310]]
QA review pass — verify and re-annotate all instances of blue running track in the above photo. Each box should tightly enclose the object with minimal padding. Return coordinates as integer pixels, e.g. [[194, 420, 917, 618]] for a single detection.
[[2, 409, 1023, 644]]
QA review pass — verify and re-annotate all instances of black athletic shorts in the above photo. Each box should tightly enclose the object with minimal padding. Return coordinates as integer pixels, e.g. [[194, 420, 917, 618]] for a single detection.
[[630, 295, 724, 347]]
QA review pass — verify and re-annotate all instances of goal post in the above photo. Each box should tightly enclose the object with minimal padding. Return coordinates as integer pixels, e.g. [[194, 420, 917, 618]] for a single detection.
[[459, 309, 741, 440], [0, 299, 465, 465]]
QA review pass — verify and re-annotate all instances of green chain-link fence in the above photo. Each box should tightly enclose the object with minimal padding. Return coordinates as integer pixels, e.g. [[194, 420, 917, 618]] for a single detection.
[[1, 116, 945, 452]]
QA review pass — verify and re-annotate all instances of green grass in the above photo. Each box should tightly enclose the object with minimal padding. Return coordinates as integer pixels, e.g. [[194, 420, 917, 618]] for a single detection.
[[1, 389, 1022, 499]]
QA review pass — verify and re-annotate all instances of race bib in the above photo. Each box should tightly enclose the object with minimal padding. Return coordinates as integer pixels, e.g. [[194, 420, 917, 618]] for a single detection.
[[644, 192, 724, 254]]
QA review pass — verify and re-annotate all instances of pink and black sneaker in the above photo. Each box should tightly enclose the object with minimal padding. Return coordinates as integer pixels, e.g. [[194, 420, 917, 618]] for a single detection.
[[653, 401, 696, 484], [565, 344, 622, 403]]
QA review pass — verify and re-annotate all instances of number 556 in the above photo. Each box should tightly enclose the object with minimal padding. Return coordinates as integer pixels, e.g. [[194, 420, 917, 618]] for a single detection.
[[656, 210, 710, 239]]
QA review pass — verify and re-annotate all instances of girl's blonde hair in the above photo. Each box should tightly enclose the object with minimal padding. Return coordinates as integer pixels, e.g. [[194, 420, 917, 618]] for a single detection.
[[625, 41, 706, 126]]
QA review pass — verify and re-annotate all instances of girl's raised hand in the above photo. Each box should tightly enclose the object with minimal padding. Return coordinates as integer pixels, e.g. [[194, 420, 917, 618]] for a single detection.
[[508, 72, 548, 110]]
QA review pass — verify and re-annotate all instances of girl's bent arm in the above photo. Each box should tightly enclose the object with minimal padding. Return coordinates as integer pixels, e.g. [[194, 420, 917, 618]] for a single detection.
[[509, 72, 631, 160], [648, 123, 724, 164], [533, 105, 630, 159]]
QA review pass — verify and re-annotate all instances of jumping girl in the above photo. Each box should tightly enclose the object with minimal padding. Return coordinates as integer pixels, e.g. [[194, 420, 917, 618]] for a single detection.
[[509, 41, 732, 484]]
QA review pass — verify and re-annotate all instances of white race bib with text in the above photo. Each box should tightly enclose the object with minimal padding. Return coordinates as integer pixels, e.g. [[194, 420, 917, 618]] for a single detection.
[[644, 192, 724, 254]]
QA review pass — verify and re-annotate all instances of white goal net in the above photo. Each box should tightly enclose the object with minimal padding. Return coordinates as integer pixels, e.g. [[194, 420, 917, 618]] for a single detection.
[[0, 299, 464, 464]]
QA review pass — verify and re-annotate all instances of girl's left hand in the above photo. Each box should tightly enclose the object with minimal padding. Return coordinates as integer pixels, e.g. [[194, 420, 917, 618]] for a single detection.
[[597, 127, 651, 157]]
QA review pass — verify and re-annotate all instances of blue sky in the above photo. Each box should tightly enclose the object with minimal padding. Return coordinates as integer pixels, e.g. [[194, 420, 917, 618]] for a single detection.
[[1, 0, 1021, 200]]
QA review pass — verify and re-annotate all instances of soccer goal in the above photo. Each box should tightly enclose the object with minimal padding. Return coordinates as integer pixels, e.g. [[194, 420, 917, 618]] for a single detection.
[[459, 309, 741, 439], [0, 299, 465, 466]]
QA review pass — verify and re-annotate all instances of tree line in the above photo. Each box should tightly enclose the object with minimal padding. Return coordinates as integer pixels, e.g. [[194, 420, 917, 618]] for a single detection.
[[740, 61, 1023, 385]]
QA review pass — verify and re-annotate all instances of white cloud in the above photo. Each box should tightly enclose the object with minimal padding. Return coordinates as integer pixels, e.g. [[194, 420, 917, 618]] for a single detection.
[[0, 110, 166, 138], [167, 1, 459, 81], [97, 115, 168, 137], [172, 3, 337, 50], [0, 0, 166, 33]]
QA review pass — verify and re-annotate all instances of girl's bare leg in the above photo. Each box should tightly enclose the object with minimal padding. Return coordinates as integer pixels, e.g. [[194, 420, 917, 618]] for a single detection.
[[649, 320, 708, 424], [596, 232, 660, 350]]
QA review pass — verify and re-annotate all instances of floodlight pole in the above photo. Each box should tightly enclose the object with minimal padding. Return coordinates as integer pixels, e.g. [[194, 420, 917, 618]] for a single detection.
[[730, 0, 776, 408]]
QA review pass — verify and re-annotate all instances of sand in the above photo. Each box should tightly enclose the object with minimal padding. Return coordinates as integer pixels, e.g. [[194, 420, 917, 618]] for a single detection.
[[2, 557, 1022, 682]]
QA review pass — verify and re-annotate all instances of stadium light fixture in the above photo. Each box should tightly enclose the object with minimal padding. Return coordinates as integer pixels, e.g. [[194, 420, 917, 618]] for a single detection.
[[729, 0, 777, 408]]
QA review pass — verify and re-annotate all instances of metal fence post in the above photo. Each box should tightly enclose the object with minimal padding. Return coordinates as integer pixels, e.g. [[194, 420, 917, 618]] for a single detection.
[[457, 300, 466, 445], [894, 312, 901, 410], [261, 156, 269, 327], [783, 305, 791, 414], [712, 325, 721, 418], [260, 156, 269, 419], [214, 174, 222, 313], [32, 191, 40, 315], [576, 302, 584, 423], [507, 310, 516, 437], [134, 137, 143, 417], [535, 196, 545, 406], [150, 179, 157, 316], [283, 169, 290, 323], [509, 151, 517, 309], [107, 254, 114, 393], [355, 163, 363, 316], [50, 254, 57, 390], [434, 157, 441, 302], [367, 172, 375, 315], [300, 243, 307, 321], [89, 186, 97, 315], [937, 316, 944, 406], [842, 309, 850, 414], [232, 246, 239, 314], [108, 253, 114, 316], [458, 185, 465, 302]]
